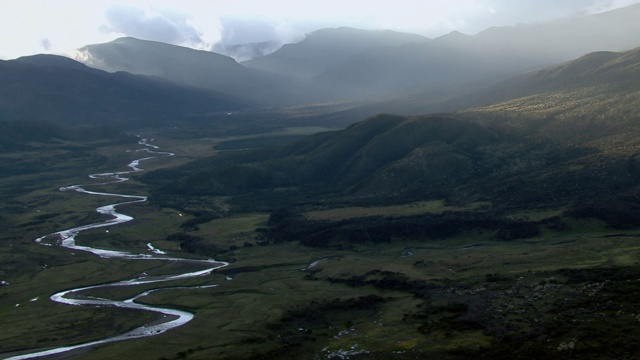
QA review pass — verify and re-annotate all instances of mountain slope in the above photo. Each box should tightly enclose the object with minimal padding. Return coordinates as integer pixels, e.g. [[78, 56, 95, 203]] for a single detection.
[[145, 114, 502, 200], [0, 54, 247, 128], [243, 27, 429, 80], [442, 47, 640, 150], [330, 46, 640, 125], [77, 37, 313, 105], [465, 4, 640, 65], [75, 5, 640, 106], [460, 46, 640, 110], [313, 4, 640, 99]]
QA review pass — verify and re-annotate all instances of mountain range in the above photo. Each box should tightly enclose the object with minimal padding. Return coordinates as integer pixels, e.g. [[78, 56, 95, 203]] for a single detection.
[[75, 4, 640, 106], [1, 4, 638, 132], [1, 4, 640, 198]]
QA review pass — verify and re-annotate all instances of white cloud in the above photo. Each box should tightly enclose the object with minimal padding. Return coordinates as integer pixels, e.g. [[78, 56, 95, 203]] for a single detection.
[[100, 4, 208, 47], [1, 0, 639, 60]]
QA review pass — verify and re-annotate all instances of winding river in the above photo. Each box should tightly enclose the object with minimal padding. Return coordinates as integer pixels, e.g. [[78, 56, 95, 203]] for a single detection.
[[5, 138, 228, 360]]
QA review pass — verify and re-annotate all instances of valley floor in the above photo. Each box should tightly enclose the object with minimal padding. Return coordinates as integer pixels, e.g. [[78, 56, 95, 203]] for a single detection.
[[1, 133, 639, 360]]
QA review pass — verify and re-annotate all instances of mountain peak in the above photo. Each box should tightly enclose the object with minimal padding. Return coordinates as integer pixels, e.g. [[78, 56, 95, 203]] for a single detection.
[[432, 30, 472, 46]]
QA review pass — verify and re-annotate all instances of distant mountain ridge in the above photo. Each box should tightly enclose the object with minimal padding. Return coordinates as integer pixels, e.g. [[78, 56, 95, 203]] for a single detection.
[[0, 54, 247, 128], [243, 27, 430, 80], [75, 4, 640, 106], [213, 40, 281, 62], [77, 37, 316, 105], [309, 4, 640, 99]]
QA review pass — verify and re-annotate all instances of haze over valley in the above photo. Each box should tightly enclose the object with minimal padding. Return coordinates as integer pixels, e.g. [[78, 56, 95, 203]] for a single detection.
[[2, 2, 640, 359]]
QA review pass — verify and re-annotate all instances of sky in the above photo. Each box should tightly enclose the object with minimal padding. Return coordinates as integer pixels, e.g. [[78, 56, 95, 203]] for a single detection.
[[1, 0, 640, 60]]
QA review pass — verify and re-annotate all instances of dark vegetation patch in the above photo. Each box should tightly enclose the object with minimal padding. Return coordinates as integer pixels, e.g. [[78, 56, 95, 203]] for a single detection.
[[261, 207, 542, 248], [313, 266, 640, 359], [326, 270, 436, 298], [262, 295, 389, 355], [165, 232, 223, 257], [142, 114, 500, 200], [564, 199, 640, 228]]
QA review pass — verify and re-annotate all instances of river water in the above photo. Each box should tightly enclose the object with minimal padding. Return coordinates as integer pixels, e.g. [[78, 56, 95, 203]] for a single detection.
[[4, 138, 228, 360]]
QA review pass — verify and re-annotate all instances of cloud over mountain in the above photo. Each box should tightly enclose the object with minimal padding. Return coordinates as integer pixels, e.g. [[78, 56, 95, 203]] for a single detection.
[[99, 3, 217, 50]]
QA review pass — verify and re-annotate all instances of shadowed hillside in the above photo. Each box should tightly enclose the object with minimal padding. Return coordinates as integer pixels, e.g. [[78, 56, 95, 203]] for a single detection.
[[144, 114, 505, 200], [454, 46, 640, 113], [0, 54, 248, 129]]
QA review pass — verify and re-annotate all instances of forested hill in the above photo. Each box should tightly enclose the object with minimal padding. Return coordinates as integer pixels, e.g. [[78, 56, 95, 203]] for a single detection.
[[143, 114, 501, 199]]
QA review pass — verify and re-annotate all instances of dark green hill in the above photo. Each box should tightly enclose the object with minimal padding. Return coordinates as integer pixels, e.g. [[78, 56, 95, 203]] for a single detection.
[[145, 114, 505, 201], [0, 54, 247, 129]]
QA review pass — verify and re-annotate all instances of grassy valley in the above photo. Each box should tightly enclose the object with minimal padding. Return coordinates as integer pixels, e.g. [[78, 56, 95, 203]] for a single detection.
[[2, 18, 640, 360], [2, 109, 640, 359]]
